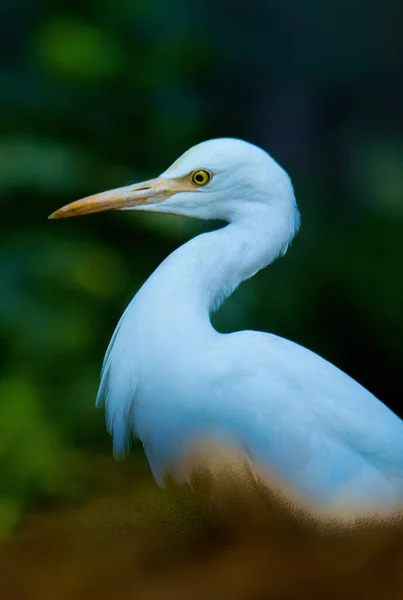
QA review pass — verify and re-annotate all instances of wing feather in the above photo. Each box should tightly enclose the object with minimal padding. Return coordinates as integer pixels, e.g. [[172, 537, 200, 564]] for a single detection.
[[96, 299, 139, 458]]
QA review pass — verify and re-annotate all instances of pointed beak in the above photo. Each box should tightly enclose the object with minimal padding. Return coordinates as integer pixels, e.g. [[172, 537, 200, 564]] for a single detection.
[[48, 177, 190, 219]]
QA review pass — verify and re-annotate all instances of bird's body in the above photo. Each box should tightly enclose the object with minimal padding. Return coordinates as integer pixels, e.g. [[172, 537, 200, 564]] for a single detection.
[[51, 138, 403, 511]]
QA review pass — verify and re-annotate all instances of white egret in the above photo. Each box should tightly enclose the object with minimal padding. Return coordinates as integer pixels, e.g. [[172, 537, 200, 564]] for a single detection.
[[50, 138, 403, 511]]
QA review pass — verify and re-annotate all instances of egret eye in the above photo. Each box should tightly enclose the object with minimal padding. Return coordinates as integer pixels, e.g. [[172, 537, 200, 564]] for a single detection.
[[191, 169, 211, 186]]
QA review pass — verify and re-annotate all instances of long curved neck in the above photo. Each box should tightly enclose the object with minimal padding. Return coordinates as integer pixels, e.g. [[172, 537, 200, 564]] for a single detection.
[[139, 204, 299, 330]]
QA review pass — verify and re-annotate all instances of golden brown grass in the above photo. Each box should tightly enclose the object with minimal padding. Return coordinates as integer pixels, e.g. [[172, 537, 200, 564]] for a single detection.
[[1, 442, 403, 600]]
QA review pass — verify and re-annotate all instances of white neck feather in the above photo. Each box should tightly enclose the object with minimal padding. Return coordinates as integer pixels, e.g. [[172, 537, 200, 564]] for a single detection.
[[139, 203, 300, 326], [97, 199, 300, 458]]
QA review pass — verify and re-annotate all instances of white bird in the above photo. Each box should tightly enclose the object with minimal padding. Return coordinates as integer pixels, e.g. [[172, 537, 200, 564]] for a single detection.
[[50, 138, 403, 511]]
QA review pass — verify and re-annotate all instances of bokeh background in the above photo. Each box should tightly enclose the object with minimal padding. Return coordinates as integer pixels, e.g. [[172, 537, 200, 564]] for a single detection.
[[1, 0, 403, 536]]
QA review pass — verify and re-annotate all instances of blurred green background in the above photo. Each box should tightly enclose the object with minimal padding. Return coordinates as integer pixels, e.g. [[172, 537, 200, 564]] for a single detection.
[[1, 0, 403, 534]]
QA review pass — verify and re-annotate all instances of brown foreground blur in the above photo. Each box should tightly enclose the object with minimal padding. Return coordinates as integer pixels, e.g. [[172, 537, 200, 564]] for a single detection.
[[1, 442, 403, 600]]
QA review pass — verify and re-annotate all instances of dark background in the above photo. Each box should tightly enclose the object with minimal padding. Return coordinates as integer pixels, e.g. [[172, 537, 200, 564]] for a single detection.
[[1, 0, 403, 534]]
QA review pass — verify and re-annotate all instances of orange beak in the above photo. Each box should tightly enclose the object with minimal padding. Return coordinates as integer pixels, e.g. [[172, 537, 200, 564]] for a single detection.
[[48, 177, 192, 219]]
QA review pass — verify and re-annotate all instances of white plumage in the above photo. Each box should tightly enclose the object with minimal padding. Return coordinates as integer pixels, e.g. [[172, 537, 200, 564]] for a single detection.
[[50, 138, 403, 511]]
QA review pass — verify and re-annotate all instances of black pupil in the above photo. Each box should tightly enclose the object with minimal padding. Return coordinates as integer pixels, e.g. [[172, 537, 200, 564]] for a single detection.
[[195, 172, 205, 183]]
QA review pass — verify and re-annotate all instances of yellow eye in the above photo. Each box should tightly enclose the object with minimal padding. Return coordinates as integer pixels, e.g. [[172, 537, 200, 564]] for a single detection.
[[191, 169, 211, 186]]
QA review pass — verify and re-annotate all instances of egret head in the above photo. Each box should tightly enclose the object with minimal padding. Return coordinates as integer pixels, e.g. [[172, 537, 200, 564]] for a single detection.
[[49, 138, 298, 223]]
